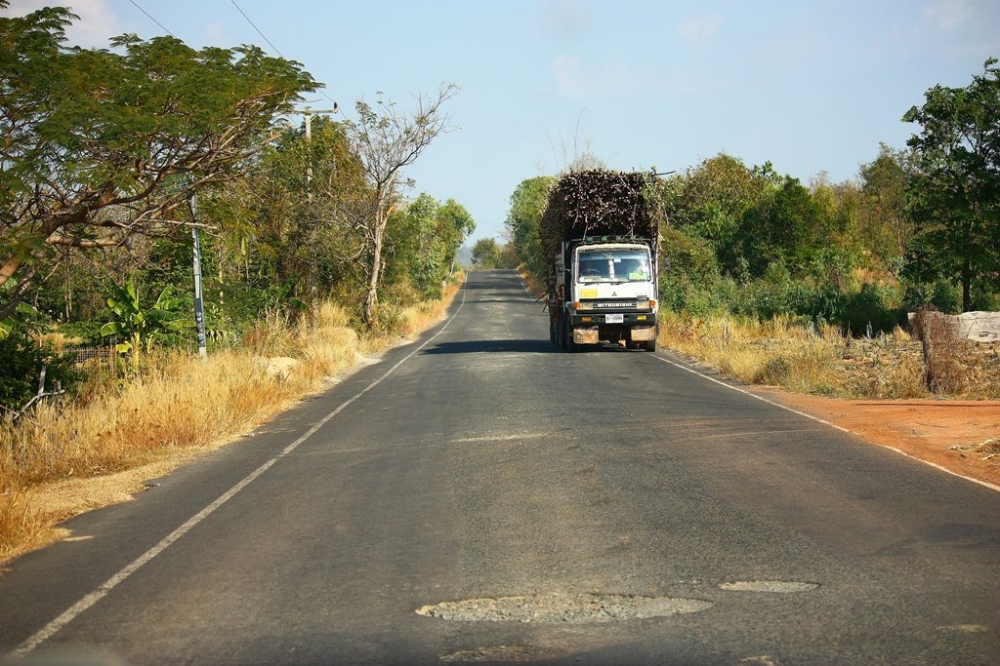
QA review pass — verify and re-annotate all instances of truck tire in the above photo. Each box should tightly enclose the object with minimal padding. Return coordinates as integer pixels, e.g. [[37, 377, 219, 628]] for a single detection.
[[640, 338, 656, 352], [563, 320, 579, 353]]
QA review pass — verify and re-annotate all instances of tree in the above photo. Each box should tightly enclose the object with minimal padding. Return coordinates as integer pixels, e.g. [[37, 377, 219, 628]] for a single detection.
[[344, 84, 459, 326], [902, 58, 1000, 312], [736, 176, 825, 278], [668, 154, 771, 274], [471, 238, 500, 268], [384, 194, 474, 298], [0, 3, 318, 321], [204, 117, 369, 310], [99, 277, 183, 372], [859, 144, 912, 267], [504, 176, 555, 278]]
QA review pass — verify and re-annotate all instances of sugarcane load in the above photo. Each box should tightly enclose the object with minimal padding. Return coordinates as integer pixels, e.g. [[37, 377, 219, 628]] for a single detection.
[[541, 169, 662, 352]]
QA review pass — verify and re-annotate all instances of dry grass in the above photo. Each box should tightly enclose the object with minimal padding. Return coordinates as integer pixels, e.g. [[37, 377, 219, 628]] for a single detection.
[[517, 265, 546, 297], [657, 312, 999, 400], [0, 286, 460, 563]]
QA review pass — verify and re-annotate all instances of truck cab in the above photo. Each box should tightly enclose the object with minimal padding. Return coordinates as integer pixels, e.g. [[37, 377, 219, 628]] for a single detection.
[[550, 238, 658, 351]]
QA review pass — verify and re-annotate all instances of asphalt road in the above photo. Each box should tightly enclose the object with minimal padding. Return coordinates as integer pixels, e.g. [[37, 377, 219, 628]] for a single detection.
[[2, 270, 998, 665]]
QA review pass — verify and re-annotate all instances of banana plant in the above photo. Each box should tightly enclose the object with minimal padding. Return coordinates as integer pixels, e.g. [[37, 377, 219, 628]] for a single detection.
[[100, 278, 183, 372]]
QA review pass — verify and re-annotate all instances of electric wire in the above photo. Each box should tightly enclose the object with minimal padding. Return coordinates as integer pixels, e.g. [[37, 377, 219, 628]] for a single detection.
[[128, 0, 337, 109], [229, 0, 285, 58], [128, 0, 176, 37], [225, 0, 337, 106]]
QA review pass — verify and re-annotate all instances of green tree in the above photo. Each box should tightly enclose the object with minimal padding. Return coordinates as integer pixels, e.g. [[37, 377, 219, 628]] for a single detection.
[[471, 238, 500, 268], [668, 154, 772, 274], [0, 2, 318, 321], [0, 331, 81, 415], [859, 144, 912, 268], [203, 117, 369, 318], [505, 176, 555, 278], [902, 58, 1000, 311], [385, 194, 474, 299], [436, 198, 475, 276], [99, 277, 184, 372], [736, 176, 825, 278], [345, 84, 459, 326]]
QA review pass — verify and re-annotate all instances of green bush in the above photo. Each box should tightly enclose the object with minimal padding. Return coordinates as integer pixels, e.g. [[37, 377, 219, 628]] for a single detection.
[[840, 282, 905, 334], [0, 333, 83, 415]]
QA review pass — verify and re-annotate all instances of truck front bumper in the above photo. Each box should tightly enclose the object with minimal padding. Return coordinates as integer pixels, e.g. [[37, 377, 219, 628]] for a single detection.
[[569, 312, 657, 344], [570, 312, 657, 327]]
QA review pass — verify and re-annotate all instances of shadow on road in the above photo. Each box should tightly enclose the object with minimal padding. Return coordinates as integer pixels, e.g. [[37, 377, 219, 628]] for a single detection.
[[421, 339, 556, 354], [422, 339, 642, 355]]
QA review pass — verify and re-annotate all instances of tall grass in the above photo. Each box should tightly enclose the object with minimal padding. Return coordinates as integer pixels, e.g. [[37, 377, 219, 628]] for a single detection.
[[657, 311, 998, 400], [0, 287, 459, 562]]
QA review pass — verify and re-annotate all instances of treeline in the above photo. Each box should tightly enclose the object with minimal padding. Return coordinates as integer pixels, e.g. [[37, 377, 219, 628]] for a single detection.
[[0, 4, 472, 410], [502, 59, 1000, 331]]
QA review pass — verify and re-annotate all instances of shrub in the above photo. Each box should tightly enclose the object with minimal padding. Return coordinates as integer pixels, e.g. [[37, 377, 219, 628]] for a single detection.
[[0, 333, 83, 416]]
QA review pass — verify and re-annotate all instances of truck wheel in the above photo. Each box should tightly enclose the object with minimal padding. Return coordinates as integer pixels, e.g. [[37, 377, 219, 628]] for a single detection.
[[563, 320, 579, 353], [641, 338, 657, 352], [549, 318, 557, 345]]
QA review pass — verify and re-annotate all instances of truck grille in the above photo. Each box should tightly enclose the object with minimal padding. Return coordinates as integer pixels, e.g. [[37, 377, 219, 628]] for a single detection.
[[592, 300, 638, 309]]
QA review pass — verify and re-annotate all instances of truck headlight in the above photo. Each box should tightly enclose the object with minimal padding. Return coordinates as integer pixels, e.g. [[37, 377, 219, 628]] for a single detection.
[[574, 301, 594, 311]]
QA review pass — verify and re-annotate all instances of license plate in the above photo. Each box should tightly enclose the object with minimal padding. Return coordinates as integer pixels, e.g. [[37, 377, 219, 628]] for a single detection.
[[605, 314, 624, 324]]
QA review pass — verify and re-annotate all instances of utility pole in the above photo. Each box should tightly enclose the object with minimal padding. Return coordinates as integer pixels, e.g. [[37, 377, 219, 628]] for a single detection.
[[301, 104, 339, 192], [302, 103, 339, 139], [189, 192, 208, 358]]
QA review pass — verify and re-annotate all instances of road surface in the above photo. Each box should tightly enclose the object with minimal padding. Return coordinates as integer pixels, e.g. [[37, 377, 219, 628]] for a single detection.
[[1, 270, 998, 665]]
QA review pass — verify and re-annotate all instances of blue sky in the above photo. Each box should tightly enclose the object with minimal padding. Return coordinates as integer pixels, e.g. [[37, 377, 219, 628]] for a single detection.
[[8, 0, 1000, 243]]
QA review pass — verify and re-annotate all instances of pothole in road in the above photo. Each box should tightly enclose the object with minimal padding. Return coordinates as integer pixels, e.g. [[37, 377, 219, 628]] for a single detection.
[[416, 593, 713, 624], [439, 644, 570, 663], [719, 580, 820, 593]]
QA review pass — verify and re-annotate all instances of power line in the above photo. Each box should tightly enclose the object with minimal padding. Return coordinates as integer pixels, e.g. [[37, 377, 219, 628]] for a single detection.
[[128, 0, 176, 37], [229, 0, 285, 58], [130, 0, 337, 108], [226, 1, 337, 106]]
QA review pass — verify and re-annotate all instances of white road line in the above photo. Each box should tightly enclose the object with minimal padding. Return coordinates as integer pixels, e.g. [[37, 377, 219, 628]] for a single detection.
[[649, 354, 850, 433], [651, 351, 1000, 494], [12, 286, 468, 658]]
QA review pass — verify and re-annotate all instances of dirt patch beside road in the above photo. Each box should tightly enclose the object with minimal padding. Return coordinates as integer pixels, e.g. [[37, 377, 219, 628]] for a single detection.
[[757, 389, 1000, 490]]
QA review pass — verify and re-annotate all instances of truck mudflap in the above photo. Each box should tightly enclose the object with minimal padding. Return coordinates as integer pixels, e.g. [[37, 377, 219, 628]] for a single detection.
[[629, 325, 657, 341], [573, 326, 600, 345]]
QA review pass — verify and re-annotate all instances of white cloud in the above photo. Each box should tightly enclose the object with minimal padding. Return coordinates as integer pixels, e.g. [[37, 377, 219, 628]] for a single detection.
[[678, 13, 723, 46], [543, 0, 593, 36], [922, 0, 972, 29], [6, 0, 122, 48], [550, 54, 645, 100]]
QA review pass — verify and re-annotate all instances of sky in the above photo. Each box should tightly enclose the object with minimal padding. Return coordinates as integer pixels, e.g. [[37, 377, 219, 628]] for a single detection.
[[6, 0, 1000, 244]]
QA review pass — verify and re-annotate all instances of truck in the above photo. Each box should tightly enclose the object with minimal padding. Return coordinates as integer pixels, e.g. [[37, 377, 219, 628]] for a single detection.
[[541, 169, 661, 352]]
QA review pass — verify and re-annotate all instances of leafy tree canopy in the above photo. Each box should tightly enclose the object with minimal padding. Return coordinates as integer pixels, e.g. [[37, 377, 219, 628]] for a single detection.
[[504, 176, 555, 277], [0, 1, 319, 320], [902, 57, 1000, 311]]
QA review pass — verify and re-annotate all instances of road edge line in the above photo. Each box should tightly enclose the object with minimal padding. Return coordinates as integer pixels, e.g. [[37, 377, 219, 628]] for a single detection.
[[650, 352, 1000, 494], [11, 285, 469, 658]]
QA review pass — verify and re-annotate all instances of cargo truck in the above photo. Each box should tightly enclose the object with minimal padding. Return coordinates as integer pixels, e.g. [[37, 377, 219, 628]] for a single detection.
[[541, 170, 661, 352]]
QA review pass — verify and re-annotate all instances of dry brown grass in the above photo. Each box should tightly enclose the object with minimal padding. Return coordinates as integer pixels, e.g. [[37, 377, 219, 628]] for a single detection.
[[0, 286, 460, 564], [517, 264, 546, 297], [657, 312, 999, 400]]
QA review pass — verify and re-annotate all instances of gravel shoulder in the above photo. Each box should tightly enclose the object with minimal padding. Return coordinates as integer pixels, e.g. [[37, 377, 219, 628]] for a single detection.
[[756, 388, 1000, 490]]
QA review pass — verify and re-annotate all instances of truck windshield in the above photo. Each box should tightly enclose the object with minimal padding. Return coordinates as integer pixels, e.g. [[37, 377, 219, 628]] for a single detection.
[[577, 249, 650, 283]]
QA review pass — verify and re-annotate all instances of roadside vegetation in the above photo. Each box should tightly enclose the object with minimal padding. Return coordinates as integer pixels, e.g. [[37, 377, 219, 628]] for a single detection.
[[2, 4, 998, 561], [0, 5, 471, 561], [502, 59, 1000, 402], [0, 289, 458, 562]]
